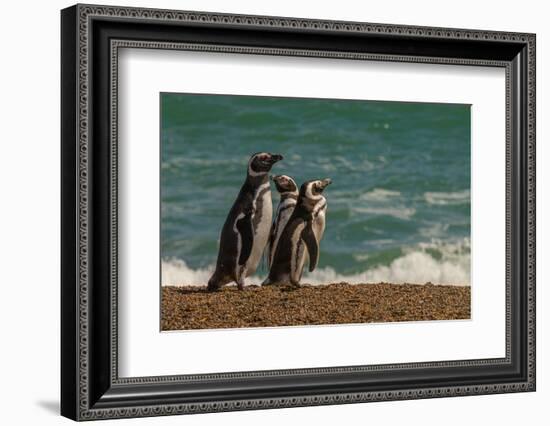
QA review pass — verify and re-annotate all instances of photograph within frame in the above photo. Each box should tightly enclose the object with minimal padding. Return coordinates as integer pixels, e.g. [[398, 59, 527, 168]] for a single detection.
[[160, 92, 472, 331]]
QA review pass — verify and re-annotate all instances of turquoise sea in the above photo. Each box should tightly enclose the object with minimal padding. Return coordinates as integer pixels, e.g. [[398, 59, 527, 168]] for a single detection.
[[161, 93, 471, 286]]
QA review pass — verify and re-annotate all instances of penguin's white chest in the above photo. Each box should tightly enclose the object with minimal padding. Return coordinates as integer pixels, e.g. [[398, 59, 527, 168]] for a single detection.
[[314, 206, 327, 241], [298, 199, 327, 280], [312, 196, 327, 240], [245, 185, 272, 275]]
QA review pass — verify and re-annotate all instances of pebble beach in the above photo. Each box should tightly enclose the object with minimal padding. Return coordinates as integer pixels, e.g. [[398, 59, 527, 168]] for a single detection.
[[161, 283, 470, 331]]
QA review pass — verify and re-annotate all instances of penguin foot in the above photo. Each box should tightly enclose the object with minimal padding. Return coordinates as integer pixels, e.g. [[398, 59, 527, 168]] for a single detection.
[[261, 276, 276, 286], [206, 285, 220, 292], [262, 280, 295, 287], [207, 277, 221, 292]]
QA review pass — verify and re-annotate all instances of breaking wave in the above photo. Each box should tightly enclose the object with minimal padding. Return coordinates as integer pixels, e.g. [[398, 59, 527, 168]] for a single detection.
[[424, 190, 470, 206], [359, 188, 401, 202], [161, 239, 470, 287], [351, 206, 416, 221]]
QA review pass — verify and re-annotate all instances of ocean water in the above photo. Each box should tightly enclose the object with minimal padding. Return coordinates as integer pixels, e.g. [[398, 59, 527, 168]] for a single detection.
[[161, 93, 471, 286]]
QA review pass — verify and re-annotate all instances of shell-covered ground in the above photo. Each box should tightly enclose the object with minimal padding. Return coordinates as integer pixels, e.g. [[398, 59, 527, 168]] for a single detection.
[[161, 283, 470, 330]]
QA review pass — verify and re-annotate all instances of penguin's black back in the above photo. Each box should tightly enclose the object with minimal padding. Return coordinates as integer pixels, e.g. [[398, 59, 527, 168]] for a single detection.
[[212, 176, 267, 281], [267, 205, 309, 280]]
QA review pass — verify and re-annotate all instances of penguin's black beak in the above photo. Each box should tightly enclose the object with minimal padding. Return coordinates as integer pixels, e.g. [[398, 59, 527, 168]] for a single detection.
[[320, 178, 332, 189], [268, 154, 283, 164]]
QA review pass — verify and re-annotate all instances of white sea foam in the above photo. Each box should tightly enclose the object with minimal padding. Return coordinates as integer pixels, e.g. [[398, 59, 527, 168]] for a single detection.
[[350, 188, 415, 220], [351, 206, 416, 220], [161, 258, 263, 287], [307, 238, 470, 286], [161, 258, 214, 286], [359, 188, 401, 202], [352, 253, 371, 262], [161, 239, 470, 287], [303, 253, 468, 286], [424, 190, 470, 206], [419, 222, 450, 238]]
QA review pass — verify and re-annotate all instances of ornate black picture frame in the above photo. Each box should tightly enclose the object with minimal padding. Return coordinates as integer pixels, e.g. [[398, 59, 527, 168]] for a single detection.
[[61, 4, 536, 421]]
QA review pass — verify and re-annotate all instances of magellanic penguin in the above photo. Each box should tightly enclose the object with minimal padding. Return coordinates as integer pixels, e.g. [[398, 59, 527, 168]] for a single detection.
[[267, 175, 299, 267], [207, 152, 283, 291], [263, 178, 331, 287]]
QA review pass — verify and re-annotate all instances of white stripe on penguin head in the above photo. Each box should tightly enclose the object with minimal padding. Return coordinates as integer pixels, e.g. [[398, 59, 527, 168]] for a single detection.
[[305, 181, 323, 200], [276, 175, 298, 196], [284, 176, 299, 195], [248, 153, 268, 177]]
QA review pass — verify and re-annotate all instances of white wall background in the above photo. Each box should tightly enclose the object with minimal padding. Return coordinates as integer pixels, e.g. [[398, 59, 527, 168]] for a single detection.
[[0, 0, 546, 424]]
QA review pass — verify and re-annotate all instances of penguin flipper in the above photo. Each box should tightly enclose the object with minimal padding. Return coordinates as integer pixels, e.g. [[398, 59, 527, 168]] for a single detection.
[[301, 222, 319, 272], [265, 230, 273, 267], [236, 212, 254, 266]]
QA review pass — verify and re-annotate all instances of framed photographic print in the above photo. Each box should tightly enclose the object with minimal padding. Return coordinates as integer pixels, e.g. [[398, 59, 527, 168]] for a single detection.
[[61, 4, 536, 421]]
